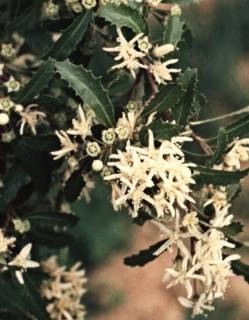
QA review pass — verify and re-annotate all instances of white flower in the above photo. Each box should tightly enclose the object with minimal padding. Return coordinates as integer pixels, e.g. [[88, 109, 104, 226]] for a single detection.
[[4, 76, 21, 93], [13, 219, 31, 234], [82, 0, 96, 9], [51, 131, 78, 160], [102, 128, 116, 145], [210, 205, 233, 228], [0, 229, 15, 253], [41, 256, 87, 320], [1, 43, 16, 58], [0, 63, 4, 76], [8, 243, 40, 285], [86, 141, 101, 157], [67, 106, 92, 139], [105, 130, 195, 217], [103, 28, 147, 78], [138, 36, 152, 54], [149, 60, 180, 84], [18, 105, 46, 135]]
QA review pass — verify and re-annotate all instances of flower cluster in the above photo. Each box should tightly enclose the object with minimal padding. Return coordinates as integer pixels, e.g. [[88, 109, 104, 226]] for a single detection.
[[153, 200, 240, 317], [105, 130, 195, 217], [41, 256, 87, 320], [103, 26, 180, 84], [0, 229, 39, 285], [214, 138, 249, 171]]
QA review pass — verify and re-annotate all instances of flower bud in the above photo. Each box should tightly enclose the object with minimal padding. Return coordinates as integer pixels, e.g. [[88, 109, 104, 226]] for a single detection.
[[171, 5, 182, 16], [45, 1, 59, 18], [0, 97, 15, 112], [92, 159, 103, 172], [0, 113, 9, 126], [153, 44, 175, 58], [15, 104, 24, 113], [86, 142, 101, 157]]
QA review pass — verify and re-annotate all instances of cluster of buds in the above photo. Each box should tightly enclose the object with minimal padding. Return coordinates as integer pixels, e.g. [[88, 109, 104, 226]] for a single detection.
[[41, 256, 87, 320], [103, 9, 181, 84]]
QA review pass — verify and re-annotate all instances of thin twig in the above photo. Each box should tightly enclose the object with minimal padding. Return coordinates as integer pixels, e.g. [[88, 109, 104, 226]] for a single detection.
[[190, 105, 249, 126], [191, 130, 213, 156]]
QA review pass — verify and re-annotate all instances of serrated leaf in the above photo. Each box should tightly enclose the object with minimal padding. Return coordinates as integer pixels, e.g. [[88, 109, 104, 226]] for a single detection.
[[195, 166, 249, 186], [232, 260, 249, 284], [64, 169, 85, 203], [172, 68, 198, 125], [55, 60, 115, 126], [141, 84, 182, 118], [208, 127, 227, 166], [221, 221, 244, 237], [140, 120, 181, 144], [124, 239, 166, 267], [209, 114, 249, 144], [97, 4, 146, 33], [163, 12, 185, 47], [13, 60, 55, 104], [47, 11, 92, 60]]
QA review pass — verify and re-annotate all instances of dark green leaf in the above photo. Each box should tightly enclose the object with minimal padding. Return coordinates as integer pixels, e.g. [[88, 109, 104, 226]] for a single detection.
[[64, 169, 85, 203], [208, 127, 227, 166], [47, 11, 92, 60], [141, 84, 182, 118], [140, 120, 182, 144], [25, 211, 78, 229], [232, 260, 249, 284], [195, 166, 249, 187], [163, 11, 185, 47], [221, 221, 244, 237], [11, 138, 53, 193], [13, 60, 55, 105], [172, 68, 198, 125], [97, 4, 146, 33], [18, 135, 60, 152], [124, 239, 166, 267], [0, 165, 30, 214], [55, 60, 115, 126]]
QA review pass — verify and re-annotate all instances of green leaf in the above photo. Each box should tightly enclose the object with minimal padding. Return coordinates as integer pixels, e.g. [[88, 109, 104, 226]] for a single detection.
[[140, 120, 181, 144], [0, 273, 48, 320], [0, 165, 30, 214], [55, 60, 115, 127], [11, 138, 53, 193], [163, 12, 185, 47], [172, 68, 198, 125], [13, 60, 55, 105], [24, 211, 78, 230], [97, 4, 146, 33], [141, 84, 182, 118], [47, 11, 92, 60], [221, 221, 244, 237], [124, 239, 166, 267], [64, 169, 85, 203], [208, 127, 227, 166], [209, 114, 249, 143], [195, 166, 249, 187], [18, 135, 60, 152], [232, 260, 249, 284]]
